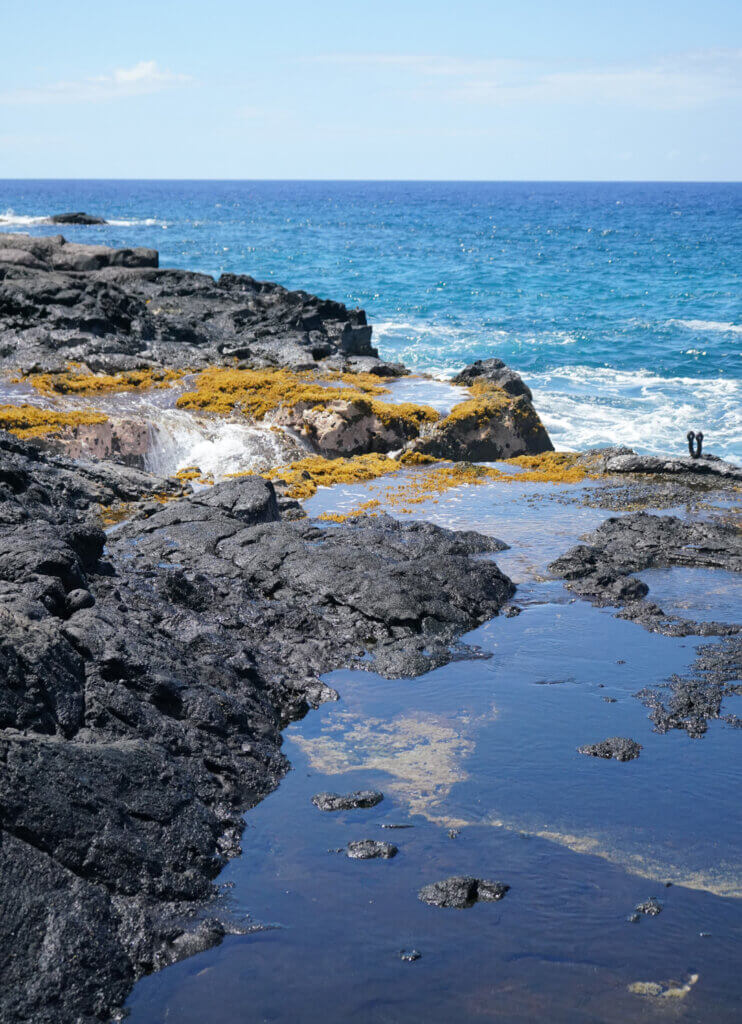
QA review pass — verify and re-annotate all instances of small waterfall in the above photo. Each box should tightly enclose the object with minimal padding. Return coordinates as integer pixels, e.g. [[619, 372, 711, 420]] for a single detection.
[[144, 408, 310, 478]]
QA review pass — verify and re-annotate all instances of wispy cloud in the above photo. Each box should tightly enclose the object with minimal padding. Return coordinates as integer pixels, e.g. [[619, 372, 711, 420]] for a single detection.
[[310, 50, 742, 111], [0, 61, 192, 104]]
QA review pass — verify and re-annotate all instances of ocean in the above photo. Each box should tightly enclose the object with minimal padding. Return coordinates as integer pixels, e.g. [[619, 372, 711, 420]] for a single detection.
[[1, 179, 740, 462]]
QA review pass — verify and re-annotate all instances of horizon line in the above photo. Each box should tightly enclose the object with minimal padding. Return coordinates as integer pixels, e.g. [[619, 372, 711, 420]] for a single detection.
[[0, 177, 740, 185]]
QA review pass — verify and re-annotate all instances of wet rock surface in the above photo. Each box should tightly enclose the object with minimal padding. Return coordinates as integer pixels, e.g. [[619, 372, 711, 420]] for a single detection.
[[635, 897, 663, 917], [345, 840, 398, 860], [452, 357, 533, 400], [0, 234, 392, 375], [578, 737, 642, 761], [50, 212, 107, 225], [0, 432, 514, 1024], [637, 636, 742, 738], [550, 511, 742, 636], [418, 876, 510, 908], [312, 790, 384, 812]]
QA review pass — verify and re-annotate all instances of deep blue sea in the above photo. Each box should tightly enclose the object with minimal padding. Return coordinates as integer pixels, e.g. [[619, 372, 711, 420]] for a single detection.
[[1, 180, 740, 461]]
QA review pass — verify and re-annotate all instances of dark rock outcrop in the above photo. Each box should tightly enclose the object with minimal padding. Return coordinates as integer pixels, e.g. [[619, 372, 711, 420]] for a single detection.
[[550, 511, 742, 636], [636, 636, 742, 738], [0, 233, 395, 375], [312, 791, 384, 812], [452, 357, 533, 400], [0, 430, 514, 1024], [418, 876, 509, 908], [578, 737, 642, 761], [50, 212, 107, 226]]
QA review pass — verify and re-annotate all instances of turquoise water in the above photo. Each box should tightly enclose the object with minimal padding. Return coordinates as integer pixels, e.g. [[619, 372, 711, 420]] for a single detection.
[[1, 180, 740, 460]]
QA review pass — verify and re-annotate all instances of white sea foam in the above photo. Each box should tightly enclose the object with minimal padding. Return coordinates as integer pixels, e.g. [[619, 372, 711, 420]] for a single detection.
[[0, 209, 166, 229], [143, 409, 307, 479], [667, 318, 742, 335], [526, 366, 742, 464], [0, 209, 50, 226]]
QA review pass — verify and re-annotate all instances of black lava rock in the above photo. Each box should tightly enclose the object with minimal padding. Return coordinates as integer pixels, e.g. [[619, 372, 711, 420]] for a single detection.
[[418, 876, 509, 908], [312, 790, 384, 812], [50, 212, 107, 225], [578, 737, 642, 761], [346, 840, 398, 860]]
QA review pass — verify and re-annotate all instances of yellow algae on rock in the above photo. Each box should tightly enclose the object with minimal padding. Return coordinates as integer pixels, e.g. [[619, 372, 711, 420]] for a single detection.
[[174, 368, 439, 441], [318, 499, 382, 523], [22, 367, 186, 395], [503, 451, 590, 484], [0, 404, 108, 439], [261, 452, 406, 499]]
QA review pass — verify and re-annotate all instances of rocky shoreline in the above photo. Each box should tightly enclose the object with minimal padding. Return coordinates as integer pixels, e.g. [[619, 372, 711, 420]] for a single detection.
[[0, 236, 740, 1023]]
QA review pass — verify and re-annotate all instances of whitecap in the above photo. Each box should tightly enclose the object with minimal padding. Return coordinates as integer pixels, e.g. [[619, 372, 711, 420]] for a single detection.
[[667, 318, 742, 335]]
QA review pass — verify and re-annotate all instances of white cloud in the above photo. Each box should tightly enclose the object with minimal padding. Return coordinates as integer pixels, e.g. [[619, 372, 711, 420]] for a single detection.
[[309, 50, 742, 111], [0, 61, 192, 104]]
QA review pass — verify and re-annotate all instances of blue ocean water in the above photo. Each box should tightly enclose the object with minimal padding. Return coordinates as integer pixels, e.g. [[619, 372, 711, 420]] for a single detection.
[[1, 180, 740, 460]]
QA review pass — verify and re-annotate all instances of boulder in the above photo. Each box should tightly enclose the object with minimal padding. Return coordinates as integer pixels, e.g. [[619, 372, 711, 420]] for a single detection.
[[312, 790, 384, 812], [418, 876, 509, 908], [50, 212, 107, 225]]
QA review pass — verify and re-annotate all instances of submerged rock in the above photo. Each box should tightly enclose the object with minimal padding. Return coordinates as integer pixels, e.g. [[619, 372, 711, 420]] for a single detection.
[[346, 840, 398, 859], [635, 897, 663, 917], [578, 737, 642, 761], [312, 790, 384, 812], [418, 876, 509, 908], [0, 431, 514, 1023]]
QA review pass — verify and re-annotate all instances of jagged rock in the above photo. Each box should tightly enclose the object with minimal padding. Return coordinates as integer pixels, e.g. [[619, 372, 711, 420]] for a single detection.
[[603, 452, 742, 483], [345, 840, 398, 859], [452, 357, 533, 400], [550, 511, 742, 636], [637, 636, 742, 738], [312, 790, 384, 812], [418, 876, 509, 908], [0, 432, 514, 1024], [50, 212, 107, 225], [0, 234, 384, 375], [408, 369, 553, 461], [578, 737, 642, 761]]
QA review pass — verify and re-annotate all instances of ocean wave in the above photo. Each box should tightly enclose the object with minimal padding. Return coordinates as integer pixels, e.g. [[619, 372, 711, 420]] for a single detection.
[[667, 318, 742, 335], [0, 210, 50, 226], [526, 366, 741, 464], [0, 210, 166, 229]]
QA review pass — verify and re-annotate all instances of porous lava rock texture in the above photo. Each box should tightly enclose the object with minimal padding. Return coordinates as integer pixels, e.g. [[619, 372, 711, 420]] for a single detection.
[[0, 233, 391, 375], [0, 430, 514, 1023]]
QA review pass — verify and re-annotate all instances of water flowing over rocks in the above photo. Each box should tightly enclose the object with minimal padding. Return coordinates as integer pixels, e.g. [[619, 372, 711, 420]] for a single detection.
[[0, 430, 514, 1024]]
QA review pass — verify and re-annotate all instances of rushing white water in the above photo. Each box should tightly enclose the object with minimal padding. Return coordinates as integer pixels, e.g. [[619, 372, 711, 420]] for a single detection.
[[144, 409, 308, 478]]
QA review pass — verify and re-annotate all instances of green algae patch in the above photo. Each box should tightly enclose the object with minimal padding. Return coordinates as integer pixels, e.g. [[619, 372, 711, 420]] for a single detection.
[[0, 404, 108, 439], [22, 366, 186, 395], [175, 367, 439, 429]]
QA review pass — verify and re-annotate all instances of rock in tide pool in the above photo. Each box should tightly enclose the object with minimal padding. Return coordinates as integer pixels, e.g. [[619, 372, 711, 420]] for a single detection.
[[418, 876, 509, 908], [312, 790, 384, 812], [346, 840, 398, 860], [578, 737, 642, 761], [635, 897, 663, 917]]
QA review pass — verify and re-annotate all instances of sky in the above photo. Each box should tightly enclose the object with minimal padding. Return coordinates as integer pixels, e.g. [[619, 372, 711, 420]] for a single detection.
[[0, 0, 740, 180]]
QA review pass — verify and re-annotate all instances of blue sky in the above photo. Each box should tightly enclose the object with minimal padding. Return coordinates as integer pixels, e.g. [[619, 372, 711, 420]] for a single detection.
[[1, 0, 740, 179]]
